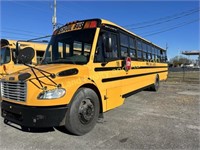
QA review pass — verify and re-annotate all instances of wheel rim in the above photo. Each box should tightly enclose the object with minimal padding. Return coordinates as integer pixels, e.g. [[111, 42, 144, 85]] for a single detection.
[[78, 99, 95, 124]]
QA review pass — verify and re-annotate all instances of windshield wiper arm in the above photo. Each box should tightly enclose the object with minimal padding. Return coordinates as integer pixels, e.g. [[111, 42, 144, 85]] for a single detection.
[[46, 58, 76, 64], [24, 64, 58, 90]]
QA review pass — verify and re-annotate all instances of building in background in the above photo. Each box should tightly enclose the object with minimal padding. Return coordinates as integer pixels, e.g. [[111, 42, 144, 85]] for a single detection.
[[182, 50, 200, 68]]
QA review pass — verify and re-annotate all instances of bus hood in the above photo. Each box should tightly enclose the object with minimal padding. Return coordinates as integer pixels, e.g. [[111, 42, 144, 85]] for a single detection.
[[1, 64, 89, 82]]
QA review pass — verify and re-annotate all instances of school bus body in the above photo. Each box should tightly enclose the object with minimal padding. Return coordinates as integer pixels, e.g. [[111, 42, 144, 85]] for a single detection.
[[1, 19, 168, 135], [0, 39, 47, 79]]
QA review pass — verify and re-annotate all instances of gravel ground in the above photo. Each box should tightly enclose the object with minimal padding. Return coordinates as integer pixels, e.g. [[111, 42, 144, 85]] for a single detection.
[[0, 82, 199, 150]]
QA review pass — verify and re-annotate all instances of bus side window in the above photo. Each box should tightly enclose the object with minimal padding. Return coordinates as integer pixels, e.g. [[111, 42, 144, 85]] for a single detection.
[[120, 33, 128, 58], [95, 32, 118, 62], [129, 37, 136, 59], [109, 33, 118, 58]]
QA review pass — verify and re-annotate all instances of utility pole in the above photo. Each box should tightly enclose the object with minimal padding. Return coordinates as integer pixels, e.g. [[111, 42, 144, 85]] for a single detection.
[[52, 0, 57, 31], [166, 43, 168, 51], [166, 43, 168, 62]]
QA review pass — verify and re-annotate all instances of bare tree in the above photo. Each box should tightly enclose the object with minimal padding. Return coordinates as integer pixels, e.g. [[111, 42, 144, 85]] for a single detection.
[[169, 56, 192, 67]]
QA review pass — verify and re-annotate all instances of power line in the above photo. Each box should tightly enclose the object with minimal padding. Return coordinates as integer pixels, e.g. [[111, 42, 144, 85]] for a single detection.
[[127, 8, 199, 30], [55, 2, 83, 24], [2, 28, 48, 37], [1, 34, 51, 40], [1, 31, 40, 38], [1, 36, 28, 40], [60, 1, 90, 17], [51, 1, 73, 19], [138, 18, 199, 35], [10, 0, 51, 14], [55, 1, 92, 25], [142, 18, 199, 37], [124, 7, 199, 28], [1, 30, 52, 42], [9, 0, 66, 22], [1, 30, 47, 38], [57, 3, 75, 17]]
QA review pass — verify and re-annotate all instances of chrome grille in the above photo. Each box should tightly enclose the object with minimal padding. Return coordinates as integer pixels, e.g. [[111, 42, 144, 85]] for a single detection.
[[1, 81, 27, 102]]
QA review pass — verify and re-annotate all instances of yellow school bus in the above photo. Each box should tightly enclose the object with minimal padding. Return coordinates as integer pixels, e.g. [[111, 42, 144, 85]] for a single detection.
[[0, 39, 47, 78], [1, 19, 168, 135]]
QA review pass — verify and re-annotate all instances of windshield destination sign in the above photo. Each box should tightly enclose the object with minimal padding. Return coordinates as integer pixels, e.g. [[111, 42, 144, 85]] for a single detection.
[[57, 22, 84, 35]]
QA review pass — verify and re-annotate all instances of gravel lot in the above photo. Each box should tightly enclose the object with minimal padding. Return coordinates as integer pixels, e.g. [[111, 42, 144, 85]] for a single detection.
[[0, 82, 199, 150]]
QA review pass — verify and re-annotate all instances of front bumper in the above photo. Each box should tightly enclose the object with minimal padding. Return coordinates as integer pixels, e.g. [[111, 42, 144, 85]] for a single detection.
[[1, 101, 68, 128]]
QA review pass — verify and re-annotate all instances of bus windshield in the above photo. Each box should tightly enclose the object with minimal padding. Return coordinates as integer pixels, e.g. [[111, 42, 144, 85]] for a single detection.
[[0, 47, 11, 65], [42, 28, 96, 65]]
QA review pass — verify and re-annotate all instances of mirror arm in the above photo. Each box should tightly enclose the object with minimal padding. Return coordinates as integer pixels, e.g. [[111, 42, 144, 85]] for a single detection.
[[16, 41, 20, 59]]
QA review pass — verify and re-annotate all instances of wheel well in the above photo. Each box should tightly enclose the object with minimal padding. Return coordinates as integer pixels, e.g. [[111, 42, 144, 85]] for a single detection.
[[79, 84, 103, 115]]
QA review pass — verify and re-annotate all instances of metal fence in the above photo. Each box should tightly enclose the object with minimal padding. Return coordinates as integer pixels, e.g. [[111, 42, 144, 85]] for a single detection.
[[169, 67, 200, 72], [168, 67, 200, 84]]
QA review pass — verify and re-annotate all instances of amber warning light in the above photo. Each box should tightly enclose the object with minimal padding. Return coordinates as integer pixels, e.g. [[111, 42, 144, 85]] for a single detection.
[[84, 21, 97, 29]]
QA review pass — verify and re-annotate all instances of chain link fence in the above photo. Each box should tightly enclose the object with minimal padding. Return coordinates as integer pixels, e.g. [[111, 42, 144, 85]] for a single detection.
[[168, 67, 200, 84]]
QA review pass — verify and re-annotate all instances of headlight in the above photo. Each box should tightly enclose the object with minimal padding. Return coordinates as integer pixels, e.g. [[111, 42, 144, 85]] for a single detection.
[[38, 88, 66, 99]]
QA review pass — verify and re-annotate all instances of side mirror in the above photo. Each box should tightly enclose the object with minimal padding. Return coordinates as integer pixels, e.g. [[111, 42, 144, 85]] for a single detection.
[[105, 37, 112, 52], [17, 47, 35, 64]]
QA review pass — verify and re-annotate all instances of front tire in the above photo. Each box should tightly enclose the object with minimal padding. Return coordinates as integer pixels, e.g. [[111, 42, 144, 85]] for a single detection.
[[65, 88, 100, 135]]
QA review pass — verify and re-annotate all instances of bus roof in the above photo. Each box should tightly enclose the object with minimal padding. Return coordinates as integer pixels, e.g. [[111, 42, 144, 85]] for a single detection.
[[0, 39, 47, 51], [0, 39, 17, 49], [59, 18, 166, 51], [100, 19, 166, 51]]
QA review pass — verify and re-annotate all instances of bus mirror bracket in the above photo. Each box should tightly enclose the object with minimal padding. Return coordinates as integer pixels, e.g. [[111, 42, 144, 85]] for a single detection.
[[105, 37, 112, 53]]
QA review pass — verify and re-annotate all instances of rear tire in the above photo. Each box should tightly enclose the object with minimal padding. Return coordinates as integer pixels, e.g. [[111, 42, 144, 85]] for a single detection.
[[4, 119, 8, 124], [150, 75, 160, 92], [65, 88, 99, 135]]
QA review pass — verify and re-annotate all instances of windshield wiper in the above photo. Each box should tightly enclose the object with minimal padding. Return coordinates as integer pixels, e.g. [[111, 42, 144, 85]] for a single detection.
[[47, 59, 75, 64], [23, 64, 59, 90]]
